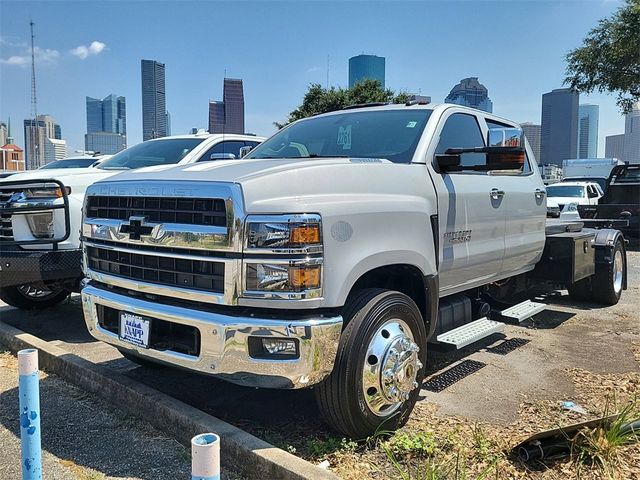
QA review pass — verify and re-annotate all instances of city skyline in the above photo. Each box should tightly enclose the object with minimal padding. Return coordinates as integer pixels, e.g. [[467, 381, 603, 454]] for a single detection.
[[85, 93, 127, 154], [0, 1, 628, 155], [141, 59, 167, 141], [349, 54, 386, 89]]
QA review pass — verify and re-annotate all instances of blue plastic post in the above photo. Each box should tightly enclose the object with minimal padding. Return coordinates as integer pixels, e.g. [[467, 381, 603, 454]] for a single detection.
[[191, 433, 220, 480], [18, 349, 42, 480]]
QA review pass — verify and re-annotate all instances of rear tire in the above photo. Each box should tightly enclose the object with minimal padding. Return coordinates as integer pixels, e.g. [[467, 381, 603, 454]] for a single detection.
[[315, 289, 427, 439], [592, 238, 625, 306], [0, 284, 70, 310]]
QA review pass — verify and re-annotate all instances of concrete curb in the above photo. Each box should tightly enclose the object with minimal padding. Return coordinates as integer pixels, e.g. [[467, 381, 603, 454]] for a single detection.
[[0, 320, 339, 480]]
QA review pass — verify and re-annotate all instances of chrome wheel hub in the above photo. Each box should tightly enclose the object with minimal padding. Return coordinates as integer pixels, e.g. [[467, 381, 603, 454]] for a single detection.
[[613, 249, 623, 294], [362, 319, 421, 417]]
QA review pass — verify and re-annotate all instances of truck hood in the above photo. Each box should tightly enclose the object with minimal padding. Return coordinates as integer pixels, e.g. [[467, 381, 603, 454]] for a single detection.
[[1, 167, 118, 194], [92, 157, 422, 213]]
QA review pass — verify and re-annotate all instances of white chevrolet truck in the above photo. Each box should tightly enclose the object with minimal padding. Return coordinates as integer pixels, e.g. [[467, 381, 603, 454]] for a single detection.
[[79, 104, 627, 438], [0, 133, 263, 309]]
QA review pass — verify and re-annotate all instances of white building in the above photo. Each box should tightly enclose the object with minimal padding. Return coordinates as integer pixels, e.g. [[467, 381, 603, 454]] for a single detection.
[[44, 138, 67, 164], [623, 102, 640, 164]]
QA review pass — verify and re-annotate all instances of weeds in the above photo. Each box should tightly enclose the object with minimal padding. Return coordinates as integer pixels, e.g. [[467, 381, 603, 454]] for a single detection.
[[306, 436, 358, 457], [572, 398, 640, 474], [386, 431, 438, 458]]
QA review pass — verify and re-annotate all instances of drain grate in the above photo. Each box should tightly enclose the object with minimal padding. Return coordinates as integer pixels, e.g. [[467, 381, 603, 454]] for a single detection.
[[487, 338, 530, 355], [422, 359, 486, 393]]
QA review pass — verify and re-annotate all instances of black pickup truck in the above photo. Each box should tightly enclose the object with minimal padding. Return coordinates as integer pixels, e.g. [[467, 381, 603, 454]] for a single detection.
[[579, 165, 640, 238]]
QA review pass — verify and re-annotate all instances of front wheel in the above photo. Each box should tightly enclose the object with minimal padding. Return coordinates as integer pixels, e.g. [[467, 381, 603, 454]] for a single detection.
[[315, 289, 427, 439], [0, 284, 70, 310]]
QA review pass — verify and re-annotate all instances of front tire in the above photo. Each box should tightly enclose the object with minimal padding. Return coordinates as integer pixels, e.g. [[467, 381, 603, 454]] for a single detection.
[[0, 284, 70, 310], [315, 289, 427, 439]]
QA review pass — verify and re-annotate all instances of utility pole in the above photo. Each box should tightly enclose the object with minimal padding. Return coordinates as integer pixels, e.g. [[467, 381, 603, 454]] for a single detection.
[[29, 20, 39, 169]]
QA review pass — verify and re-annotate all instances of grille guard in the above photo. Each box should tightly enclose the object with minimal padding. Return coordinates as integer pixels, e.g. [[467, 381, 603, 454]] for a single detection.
[[0, 178, 71, 248]]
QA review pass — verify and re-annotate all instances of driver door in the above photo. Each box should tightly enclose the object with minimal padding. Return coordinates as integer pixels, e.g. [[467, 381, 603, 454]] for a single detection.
[[429, 111, 506, 294]]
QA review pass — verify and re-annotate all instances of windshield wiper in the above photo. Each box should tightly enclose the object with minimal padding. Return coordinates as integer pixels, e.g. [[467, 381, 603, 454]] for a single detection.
[[99, 166, 131, 170]]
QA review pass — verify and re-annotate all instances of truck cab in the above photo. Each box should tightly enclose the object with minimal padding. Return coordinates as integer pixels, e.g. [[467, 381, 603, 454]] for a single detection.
[[79, 104, 625, 438]]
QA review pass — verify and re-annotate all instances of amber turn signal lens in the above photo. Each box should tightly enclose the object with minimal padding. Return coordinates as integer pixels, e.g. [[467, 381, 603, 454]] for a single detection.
[[289, 266, 321, 290], [290, 225, 321, 244]]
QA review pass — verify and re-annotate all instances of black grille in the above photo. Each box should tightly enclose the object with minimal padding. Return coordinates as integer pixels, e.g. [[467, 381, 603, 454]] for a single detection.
[[0, 214, 12, 241], [86, 196, 227, 227], [87, 246, 225, 293], [0, 187, 16, 241]]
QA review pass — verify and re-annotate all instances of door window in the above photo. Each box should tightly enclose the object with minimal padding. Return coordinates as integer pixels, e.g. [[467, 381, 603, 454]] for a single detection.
[[435, 113, 486, 169]]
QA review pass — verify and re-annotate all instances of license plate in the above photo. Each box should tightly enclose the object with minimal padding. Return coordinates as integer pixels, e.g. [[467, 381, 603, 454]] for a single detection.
[[119, 312, 151, 348]]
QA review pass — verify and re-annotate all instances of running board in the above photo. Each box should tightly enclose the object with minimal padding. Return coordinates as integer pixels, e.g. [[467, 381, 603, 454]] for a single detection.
[[499, 300, 546, 323], [436, 317, 505, 349]]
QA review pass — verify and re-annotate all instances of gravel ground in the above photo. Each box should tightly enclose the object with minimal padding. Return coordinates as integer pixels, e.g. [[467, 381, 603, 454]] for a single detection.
[[0, 347, 244, 480]]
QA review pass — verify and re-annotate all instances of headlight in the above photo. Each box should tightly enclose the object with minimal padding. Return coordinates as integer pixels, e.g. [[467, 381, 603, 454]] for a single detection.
[[26, 212, 55, 238], [245, 214, 322, 252], [243, 214, 323, 298], [23, 186, 70, 199], [245, 262, 321, 292]]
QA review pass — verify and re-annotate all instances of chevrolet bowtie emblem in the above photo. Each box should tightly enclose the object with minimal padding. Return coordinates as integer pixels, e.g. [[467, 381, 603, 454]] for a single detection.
[[120, 216, 154, 240]]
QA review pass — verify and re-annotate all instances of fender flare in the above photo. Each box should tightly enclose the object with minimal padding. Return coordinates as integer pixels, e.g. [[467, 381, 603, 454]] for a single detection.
[[592, 228, 627, 290]]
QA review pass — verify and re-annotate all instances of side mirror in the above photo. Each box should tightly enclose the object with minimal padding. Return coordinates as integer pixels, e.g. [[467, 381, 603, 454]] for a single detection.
[[436, 154, 461, 172], [485, 127, 526, 171], [210, 153, 236, 160], [239, 145, 254, 158]]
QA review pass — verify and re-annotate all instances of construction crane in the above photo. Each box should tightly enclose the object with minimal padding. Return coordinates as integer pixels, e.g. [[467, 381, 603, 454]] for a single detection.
[[29, 20, 39, 169]]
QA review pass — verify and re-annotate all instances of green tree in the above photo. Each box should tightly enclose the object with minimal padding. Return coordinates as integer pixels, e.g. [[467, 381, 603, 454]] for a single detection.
[[564, 0, 640, 113], [275, 79, 410, 128]]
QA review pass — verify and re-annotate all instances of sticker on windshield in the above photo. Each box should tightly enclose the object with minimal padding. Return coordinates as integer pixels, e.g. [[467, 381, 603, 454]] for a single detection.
[[337, 125, 352, 150], [406, 121, 418, 128]]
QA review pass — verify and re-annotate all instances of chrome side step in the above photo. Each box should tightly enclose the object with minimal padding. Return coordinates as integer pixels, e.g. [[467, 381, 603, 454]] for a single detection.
[[500, 300, 546, 323], [436, 317, 505, 349]]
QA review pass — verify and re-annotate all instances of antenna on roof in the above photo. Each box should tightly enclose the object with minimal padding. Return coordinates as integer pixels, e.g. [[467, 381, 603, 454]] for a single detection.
[[29, 20, 39, 168]]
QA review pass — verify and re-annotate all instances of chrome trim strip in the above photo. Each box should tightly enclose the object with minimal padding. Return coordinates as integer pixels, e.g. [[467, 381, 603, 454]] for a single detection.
[[84, 240, 230, 263], [83, 218, 230, 251], [82, 284, 343, 388], [86, 269, 232, 305]]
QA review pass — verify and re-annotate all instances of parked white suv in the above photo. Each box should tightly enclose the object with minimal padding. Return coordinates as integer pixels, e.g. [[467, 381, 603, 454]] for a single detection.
[[546, 181, 603, 214], [0, 133, 264, 309]]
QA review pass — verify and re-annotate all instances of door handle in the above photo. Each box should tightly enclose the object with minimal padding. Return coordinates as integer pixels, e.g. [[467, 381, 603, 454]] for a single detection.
[[490, 188, 505, 200], [535, 188, 546, 199]]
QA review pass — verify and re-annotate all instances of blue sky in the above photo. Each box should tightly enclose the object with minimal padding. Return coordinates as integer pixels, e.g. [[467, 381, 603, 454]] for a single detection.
[[0, 0, 627, 156]]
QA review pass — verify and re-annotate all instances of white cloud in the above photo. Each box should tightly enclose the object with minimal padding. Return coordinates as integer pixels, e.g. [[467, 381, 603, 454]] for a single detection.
[[0, 46, 60, 66], [70, 41, 106, 60]]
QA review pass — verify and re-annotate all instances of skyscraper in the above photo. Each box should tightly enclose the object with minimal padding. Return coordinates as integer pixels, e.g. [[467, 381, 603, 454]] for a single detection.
[[348, 54, 386, 89], [208, 78, 245, 134], [141, 59, 167, 141], [23, 114, 62, 169], [445, 77, 493, 113], [85, 94, 127, 154], [520, 123, 542, 164], [44, 138, 67, 163], [605, 134, 625, 161], [623, 102, 640, 164], [577, 104, 599, 158], [540, 88, 579, 166]]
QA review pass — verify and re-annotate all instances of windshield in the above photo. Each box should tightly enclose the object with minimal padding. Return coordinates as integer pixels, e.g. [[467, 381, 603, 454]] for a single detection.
[[97, 138, 204, 170], [564, 177, 607, 191], [40, 158, 97, 169], [547, 185, 585, 198], [247, 109, 432, 163]]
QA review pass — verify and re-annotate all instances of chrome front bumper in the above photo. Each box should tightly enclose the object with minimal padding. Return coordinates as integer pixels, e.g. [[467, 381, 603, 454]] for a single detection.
[[81, 284, 343, 389]]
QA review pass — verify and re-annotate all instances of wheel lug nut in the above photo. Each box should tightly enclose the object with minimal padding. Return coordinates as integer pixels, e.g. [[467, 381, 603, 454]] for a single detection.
[[412, 381, 419, 389], [417, 361, 423, 369]]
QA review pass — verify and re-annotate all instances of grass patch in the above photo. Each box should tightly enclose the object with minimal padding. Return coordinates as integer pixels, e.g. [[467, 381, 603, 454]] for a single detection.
[[571, 398, 640, 475]]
